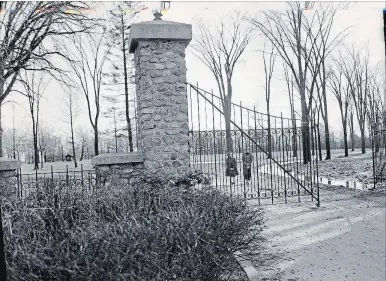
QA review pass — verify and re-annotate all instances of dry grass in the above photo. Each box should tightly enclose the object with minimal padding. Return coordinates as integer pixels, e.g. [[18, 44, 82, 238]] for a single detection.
[[3, 172, 264, 281]]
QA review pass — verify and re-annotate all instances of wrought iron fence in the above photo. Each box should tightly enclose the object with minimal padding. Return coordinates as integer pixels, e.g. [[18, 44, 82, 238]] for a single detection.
[[372, 119, 386, 187], [16, 164, 97, 199], [187, 83, 320, 206]]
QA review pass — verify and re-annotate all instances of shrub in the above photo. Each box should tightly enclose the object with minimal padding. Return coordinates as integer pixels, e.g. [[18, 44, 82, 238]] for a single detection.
[[3, 172, 264, 281]]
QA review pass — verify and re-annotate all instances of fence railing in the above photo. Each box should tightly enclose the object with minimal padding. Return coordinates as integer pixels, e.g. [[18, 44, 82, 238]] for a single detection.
[[16, 164, 97, 199], [187, 83, 320, 206]]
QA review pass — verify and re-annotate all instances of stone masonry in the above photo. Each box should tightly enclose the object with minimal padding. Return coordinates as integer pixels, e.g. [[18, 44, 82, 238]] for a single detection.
[[92, 152, 144, 184], [129, 17, 192, 177], [0, 157, 21, 198]]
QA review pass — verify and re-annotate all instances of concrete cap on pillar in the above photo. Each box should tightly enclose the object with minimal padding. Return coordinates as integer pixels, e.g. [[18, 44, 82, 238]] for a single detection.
[[128, 12, 192, 53], [0, 157, 21, 171]]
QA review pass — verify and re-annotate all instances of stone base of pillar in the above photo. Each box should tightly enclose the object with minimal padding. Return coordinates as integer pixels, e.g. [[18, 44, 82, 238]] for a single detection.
[[92, 152, 145, 185], [0, 158, 21, 198]]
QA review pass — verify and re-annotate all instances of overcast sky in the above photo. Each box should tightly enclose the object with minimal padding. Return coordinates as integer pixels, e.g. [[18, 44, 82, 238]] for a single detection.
[[1, 1, 385, 139]]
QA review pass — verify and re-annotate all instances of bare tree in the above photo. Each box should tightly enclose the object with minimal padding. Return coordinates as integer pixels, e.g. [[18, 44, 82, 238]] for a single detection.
[[262, 42, 276, 158], [328, 58, 351, 156], [61, 29, 111, 156], [250, 2, 350, 163], [15, 71, 49, 169], [340, 47, 370, 154], [0, 2, 97, 155], [103, 95, 126, 153], [191, 11, 253, 152], [348, 105, 355, 151], [38, 124, 56, 168], [61, 87, 79, 168], [105, 2, 139, 152], [308, 4, 351, 160], [76, 127, 92, 161]]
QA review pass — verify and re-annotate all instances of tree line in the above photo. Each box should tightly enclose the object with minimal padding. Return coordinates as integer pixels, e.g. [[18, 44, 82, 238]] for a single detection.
[[192, 2, 384, 164], [0, 1, 384, 169], [0, 1, 140, 169]]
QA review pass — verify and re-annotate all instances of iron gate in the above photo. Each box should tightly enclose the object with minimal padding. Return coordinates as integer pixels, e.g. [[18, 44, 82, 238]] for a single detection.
[[187, 83, 320, 206]]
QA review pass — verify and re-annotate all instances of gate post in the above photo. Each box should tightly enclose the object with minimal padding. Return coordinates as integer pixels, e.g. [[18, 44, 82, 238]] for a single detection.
[[0, 158, 21, 198], [128, 12, 192, 177]]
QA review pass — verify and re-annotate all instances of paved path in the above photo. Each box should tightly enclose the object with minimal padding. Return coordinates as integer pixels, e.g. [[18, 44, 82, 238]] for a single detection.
[[252, 186, 385, 281]]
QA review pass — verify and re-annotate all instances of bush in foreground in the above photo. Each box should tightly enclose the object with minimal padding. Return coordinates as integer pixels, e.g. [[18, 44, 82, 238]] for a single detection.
[[2, 172, 264, 281]]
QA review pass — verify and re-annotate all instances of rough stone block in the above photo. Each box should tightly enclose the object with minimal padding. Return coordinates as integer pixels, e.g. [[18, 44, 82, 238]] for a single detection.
[[179, 104, 189, 113], [92, 152, 144, 166], [165, 62, 177, 69], [0, 157, 22, 171]]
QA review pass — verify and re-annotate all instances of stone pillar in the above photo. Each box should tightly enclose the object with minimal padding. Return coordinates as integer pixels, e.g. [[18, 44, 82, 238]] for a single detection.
[[0, 158, 21, 198], [128, 14, 192, 177]]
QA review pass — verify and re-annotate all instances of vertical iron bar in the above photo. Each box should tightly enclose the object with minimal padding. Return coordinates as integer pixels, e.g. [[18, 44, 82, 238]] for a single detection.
[[19, 170, 23, 198], [219, 103, 225, 192], [281, 113, 287, 204], [189, 85, 195, 170], [204, 91, 210, 191], [211, 91, 218, 188], [254, 106, 261, 205], [240, 101, 246, 200], [372, 123, 377, 189], [233, 104, 238, 194], [196, 83, 203, 173]]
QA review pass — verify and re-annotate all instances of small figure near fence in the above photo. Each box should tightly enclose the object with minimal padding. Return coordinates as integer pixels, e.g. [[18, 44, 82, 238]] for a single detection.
[[225, 152, 238, 185], [242, 147, 253, 185]]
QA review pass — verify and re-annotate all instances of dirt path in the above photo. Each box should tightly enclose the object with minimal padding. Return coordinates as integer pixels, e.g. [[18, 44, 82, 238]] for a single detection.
[[252, 186, 385, 281]]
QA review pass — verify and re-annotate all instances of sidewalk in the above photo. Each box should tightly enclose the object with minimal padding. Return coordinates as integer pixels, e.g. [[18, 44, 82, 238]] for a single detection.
[[251, 186, 385, 281]]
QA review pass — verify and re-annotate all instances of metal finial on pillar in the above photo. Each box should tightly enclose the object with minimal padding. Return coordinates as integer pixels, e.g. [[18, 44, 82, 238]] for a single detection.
[[153, 11, 163, 20]]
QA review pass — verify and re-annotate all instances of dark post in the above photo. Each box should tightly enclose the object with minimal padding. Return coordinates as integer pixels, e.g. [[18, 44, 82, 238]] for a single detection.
[[0, 199, 7, 281], [66, 165, 69, 186]]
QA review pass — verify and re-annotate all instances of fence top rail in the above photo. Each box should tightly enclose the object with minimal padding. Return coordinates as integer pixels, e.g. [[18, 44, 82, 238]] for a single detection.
[[186, 82, 303, 122], [18, 169, 96, 176]]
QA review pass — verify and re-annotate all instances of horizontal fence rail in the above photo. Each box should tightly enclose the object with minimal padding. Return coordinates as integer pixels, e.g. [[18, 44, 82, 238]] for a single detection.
[[187, 83, 320, 206]]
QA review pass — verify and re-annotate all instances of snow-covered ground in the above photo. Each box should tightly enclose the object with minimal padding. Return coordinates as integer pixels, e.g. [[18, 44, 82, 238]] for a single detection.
[[316, 152, 374, 184]]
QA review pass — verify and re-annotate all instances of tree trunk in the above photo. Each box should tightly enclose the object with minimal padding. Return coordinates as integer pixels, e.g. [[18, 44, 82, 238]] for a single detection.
[[70, 117, 77, 168], [324, 122, 331, 159], [80, 143, 84, 161], [40, 150, 44, 169], [300, 98, 311, 164], [322, 64, 331, 160], [224, 98, 233, 153], [343, 121, 348, 157], [350, 111, 355, 151], [317, 125, 322, 161], [360, 126, 366, 154], [33, 137, 39, 169], [266, 103, 272, 158], [311, 119, 315, 156], [94, 127, 99, 156], [121, 11, 134, 152]]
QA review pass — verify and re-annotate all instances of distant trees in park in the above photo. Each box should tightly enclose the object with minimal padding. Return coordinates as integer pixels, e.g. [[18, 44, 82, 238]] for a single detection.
[[192, 11, 253, 153], [0, 1, 384, 165], [0, 1, 97, 157]]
